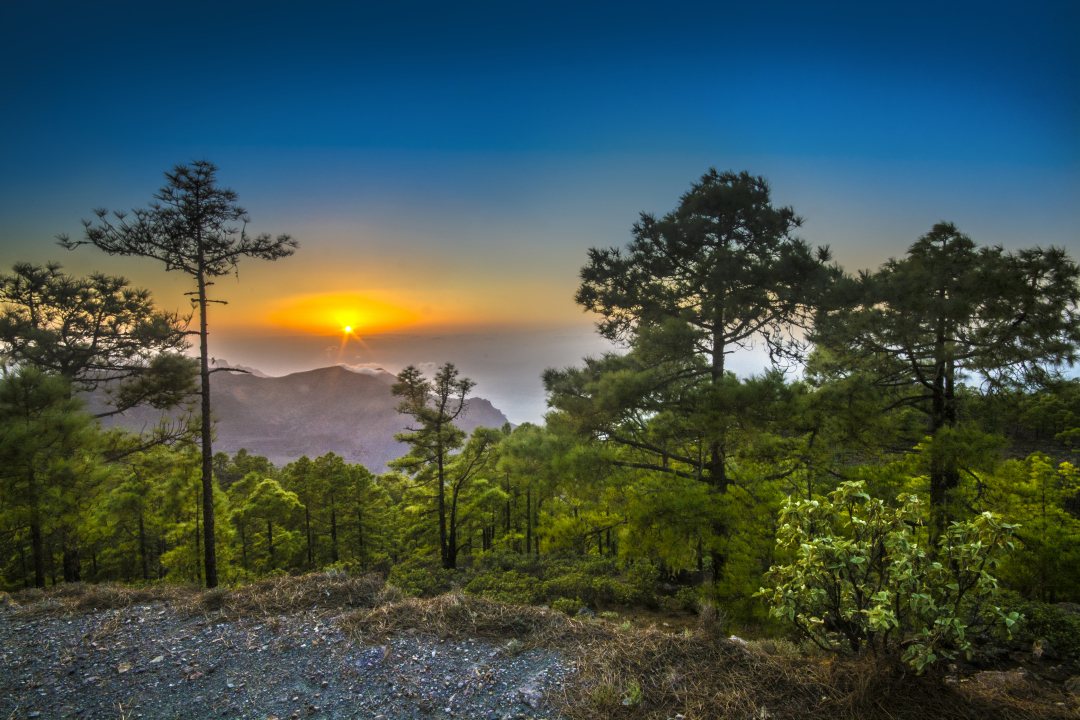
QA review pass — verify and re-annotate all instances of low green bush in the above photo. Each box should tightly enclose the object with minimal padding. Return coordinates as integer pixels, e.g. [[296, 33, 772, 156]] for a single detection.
[[758, 481, 1020, 673], [387, 556, 456, 597], [1010, 600, 1080, 656], [675, 586, 700, 612], [543, 571, 615, 606], [463, 570, 544, 605], [626, 561, 660, 600], [460, 549, 664, 609], [552, 597, 581, 616]]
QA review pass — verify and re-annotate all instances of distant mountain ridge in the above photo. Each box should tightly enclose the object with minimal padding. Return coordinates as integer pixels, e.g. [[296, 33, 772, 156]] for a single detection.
[[94, 365, 512, 471]]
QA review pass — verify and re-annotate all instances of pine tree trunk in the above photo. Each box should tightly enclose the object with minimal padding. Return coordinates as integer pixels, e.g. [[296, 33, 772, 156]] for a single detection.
[[195, 488, 202, 586], [928, 321, 960, 539], [445, 480, 459, 570], [438, 443, 449, 569], [197, 263, 218, 589], [62, 534, 81, 583], [28, 466, 45, 588], [707, 325, 728, 491]]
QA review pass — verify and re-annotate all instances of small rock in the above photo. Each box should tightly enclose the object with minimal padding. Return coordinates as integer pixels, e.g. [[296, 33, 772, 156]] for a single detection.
[[149, 656, 163, 664], [576, 606, 596, 619], [728, 635, 749, 647], [975, 669, 1029, 689], [117, 662, 132, 674], [517, 681, 543, 709], [1064, 676, 1080, 696], [1034, 638, 1058, 661]]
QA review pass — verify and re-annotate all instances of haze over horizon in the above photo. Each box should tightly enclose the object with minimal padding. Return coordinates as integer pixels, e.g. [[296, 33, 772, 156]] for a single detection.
[[1, 1, 1076, 424]]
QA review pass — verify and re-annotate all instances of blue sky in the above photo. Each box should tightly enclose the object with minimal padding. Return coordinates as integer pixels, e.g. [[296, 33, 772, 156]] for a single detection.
[[1, 0, 1077, 423]]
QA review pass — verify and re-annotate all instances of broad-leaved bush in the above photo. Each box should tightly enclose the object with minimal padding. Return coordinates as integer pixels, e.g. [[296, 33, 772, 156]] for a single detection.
[[758, 481, 1021, 672]]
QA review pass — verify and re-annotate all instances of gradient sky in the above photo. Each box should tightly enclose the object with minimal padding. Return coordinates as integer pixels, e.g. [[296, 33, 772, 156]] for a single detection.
[[1, 0, 1077, 423]]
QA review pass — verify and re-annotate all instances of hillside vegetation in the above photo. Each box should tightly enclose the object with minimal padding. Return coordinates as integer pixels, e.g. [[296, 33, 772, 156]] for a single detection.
[[4, 167, 1080, 717]]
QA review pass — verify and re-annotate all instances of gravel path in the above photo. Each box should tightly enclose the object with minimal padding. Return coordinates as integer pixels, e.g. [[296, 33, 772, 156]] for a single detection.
[[0, 602, 573, 720]]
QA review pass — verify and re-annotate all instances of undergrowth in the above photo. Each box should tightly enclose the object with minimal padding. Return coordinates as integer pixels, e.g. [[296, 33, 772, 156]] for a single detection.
[[387, 549, 700, 613]]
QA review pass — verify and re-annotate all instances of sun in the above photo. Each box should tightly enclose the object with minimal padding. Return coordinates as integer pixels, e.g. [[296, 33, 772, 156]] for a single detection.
[[268, 294, 420, 336]]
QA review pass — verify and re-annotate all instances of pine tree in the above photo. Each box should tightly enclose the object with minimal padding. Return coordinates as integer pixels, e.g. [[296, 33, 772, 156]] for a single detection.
[[812, 222, 1080, 531], [549, 169, 837, 491], [0, 262, 195, 418], [60, 161, 297, 587], [390, 363, 475, 569], [0, 369, 102, 587]]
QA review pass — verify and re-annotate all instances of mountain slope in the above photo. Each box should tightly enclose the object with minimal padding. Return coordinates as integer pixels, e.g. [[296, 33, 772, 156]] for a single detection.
[[96, 366, 512, 470]]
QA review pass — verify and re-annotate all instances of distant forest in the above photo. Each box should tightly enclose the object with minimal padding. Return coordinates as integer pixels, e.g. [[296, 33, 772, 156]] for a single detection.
[[3, 164, 1080, 671]]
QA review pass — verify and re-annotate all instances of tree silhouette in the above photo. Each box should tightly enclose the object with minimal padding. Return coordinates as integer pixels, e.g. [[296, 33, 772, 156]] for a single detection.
[[60, 160, 297, 587]]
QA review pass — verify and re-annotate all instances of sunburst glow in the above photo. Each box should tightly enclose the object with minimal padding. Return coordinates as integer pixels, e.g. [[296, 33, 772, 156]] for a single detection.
[[269, 294, 420, 335]]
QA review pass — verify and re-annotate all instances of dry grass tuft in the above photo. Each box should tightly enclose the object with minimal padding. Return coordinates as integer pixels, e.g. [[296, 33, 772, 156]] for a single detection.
[[190, 572, 384, 618], [10, 582, 198, 616], [7, 572, 384, 619], [341, 589, 586, 648]]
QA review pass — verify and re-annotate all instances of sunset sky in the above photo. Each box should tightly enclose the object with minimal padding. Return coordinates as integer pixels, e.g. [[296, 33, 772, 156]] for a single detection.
[[1, 0, 1077, 423]]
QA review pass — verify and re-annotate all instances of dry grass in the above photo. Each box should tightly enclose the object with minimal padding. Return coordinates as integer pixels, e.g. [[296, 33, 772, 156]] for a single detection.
[[556, 625, 1080, 720], [9, 581, 198, 616], [192, 572, 384, 617], [7, 572, 384, 619], [7, 577, 1078, 719], [340, 588, 584, 648]]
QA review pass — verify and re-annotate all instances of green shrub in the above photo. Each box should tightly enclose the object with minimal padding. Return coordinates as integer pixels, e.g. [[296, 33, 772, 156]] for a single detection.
[[472, 548, 544, 576], [627, 561, 660, 597], [757, 481, 1021, 673], [675, 586, 700, 612], [577, 556, 620, 577], [456, 550, 664, 610], [543, 572, 615, 606], [1010, 600, 1080, 656], [658, 596, 681, 613], [387, 556, 456, 597], [552, 597, 581, 616], [464, 570, 544, 605]]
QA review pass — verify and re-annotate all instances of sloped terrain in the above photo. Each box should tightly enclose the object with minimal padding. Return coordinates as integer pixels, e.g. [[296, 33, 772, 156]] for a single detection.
[[93, 366, 512, 471], [1, 578, 1076, 720]]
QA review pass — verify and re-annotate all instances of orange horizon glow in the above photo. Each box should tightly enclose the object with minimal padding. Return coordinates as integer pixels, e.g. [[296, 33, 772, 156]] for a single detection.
[[267, 294, 422, 336]]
